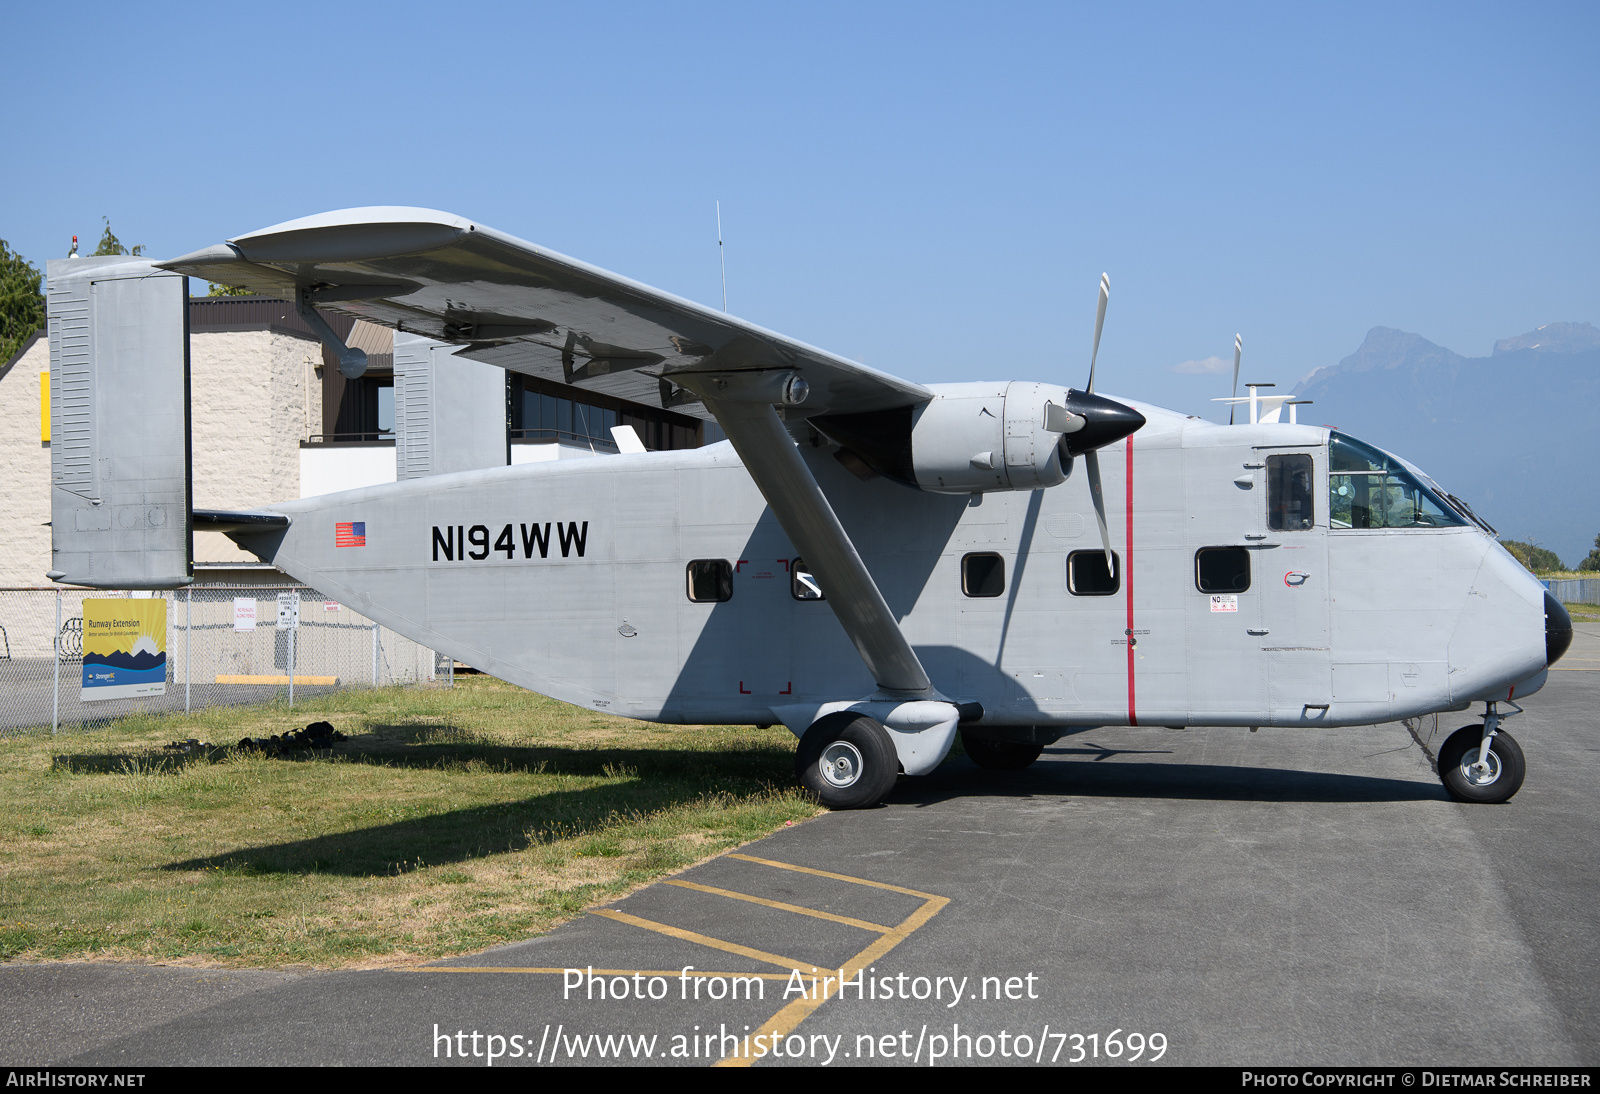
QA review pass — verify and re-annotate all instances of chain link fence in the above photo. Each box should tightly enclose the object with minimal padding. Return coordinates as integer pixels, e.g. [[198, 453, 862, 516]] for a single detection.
[[0, 585, 446, 735]]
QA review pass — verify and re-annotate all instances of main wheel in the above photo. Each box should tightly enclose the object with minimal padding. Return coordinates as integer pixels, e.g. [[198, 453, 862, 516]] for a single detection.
[[795, 713, 899, 809], [1438, 725, 1525, 804], [960, 729, 1044, 770]]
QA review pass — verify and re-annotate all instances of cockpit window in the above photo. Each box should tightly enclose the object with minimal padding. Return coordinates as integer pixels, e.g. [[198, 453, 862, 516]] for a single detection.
[[1328, 433, 1466, 529]]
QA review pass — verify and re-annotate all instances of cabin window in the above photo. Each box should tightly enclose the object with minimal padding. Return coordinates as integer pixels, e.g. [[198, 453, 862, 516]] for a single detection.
[[791, 558, 825, 600], [1068, 550, 1120, 595], [1267, 454, 1315, 531], [962, 553, 1006, 598], [1196, 547, 1251, 593], [1327, 432, 1467, 529], [686, 560, 733, 603]]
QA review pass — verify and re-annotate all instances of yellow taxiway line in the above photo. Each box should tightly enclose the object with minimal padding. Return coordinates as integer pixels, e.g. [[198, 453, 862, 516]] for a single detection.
[[399, 852, 952, 1068]]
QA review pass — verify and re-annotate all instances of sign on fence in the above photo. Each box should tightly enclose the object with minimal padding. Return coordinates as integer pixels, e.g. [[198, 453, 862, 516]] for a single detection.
[[80, 597, 167, 701], [1, 584, 443, 734]]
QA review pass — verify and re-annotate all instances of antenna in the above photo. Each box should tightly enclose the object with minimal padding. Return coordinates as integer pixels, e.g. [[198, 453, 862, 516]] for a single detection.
[[716, 200, 727, 313]]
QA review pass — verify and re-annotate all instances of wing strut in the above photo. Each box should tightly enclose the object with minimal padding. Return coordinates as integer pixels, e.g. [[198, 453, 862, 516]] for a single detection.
[[683, 374, 933, 697]]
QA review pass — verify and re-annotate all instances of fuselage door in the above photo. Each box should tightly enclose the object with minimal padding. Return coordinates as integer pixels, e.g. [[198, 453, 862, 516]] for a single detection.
[[1256, 449, 1332, 722]]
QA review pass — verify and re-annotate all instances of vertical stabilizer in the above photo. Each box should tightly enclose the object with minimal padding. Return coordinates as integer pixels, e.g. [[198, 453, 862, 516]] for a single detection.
[[393, 331, 508, 479], [46, 257, 191, 588]]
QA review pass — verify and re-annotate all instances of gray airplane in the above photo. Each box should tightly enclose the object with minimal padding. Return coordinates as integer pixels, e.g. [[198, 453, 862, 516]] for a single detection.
[[47, 208, 1572, 809]]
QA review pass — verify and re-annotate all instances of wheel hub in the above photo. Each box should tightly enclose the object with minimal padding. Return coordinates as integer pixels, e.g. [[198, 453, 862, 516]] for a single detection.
[[1461, 746, 1501, 787], [819, 741, 865, 788]]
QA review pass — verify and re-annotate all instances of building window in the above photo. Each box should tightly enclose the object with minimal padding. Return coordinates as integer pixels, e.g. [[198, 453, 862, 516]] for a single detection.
[[508, 374, 701, 451]]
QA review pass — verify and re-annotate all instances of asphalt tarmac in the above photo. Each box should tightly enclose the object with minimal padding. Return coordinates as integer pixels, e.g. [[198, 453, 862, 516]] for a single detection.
[[4, 622, 1597, 1068]]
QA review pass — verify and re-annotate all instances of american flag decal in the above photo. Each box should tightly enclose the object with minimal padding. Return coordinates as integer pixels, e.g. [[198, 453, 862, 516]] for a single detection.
[[335, 521, 366, 547]]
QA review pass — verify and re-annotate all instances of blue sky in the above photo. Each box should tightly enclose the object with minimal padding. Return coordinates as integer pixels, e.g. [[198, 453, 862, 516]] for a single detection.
[[3, 2, 1595, 419]]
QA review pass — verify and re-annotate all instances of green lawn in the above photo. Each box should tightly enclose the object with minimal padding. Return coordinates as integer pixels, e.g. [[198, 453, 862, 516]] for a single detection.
[[0, 677, 817, 968]]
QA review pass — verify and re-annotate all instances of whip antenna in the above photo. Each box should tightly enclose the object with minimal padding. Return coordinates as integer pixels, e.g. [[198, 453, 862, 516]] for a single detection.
[[717, 201, 727, 313]]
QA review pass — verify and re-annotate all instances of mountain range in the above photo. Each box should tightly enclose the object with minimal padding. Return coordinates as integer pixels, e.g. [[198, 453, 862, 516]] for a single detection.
[[1290, 322, 1600, 568]]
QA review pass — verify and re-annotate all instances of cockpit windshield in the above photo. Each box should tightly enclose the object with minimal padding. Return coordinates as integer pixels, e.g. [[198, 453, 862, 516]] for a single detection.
[[1328, 432, 1467, 530]]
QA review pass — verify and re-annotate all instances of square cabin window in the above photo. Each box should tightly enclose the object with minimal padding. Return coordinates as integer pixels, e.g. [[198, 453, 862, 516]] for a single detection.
[[686, 559, 733, 603], [791, 558, 825, 601], [1068, 550, 1120, 595], [1195, 547, 1251, 593], [962, 553, 1006, 598]]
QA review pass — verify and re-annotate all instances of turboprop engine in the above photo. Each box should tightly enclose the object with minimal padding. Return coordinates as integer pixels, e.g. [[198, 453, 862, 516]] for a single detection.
[[811, 380, 1146, 495]]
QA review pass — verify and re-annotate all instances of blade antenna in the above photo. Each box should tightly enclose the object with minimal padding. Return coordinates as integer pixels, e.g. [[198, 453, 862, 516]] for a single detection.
[[1086, 273, 1110, 394], [1229, 333, 1242, 425], [716, 200, 728, 313]]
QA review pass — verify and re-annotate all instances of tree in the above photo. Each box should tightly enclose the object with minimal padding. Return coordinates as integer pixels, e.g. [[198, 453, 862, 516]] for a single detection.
[[207, 281, 256, 297], [91, 217, 144, 257], [1500, 539, 1564, 573], [1, 238, 46, 366], [1580, 534, 1600, 572]]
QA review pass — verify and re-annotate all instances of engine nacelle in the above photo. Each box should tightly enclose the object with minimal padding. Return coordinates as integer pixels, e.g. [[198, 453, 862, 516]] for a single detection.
[[909, 382, 1069, 493], [811, 381, 1145, 495]]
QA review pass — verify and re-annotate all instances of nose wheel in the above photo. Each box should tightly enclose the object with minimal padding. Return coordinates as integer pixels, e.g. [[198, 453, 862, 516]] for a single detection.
[[1438, 724, 1525, 804]]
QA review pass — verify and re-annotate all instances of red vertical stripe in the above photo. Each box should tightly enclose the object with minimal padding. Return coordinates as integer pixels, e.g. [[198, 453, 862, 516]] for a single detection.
[[1125, 437, 1137, 726]]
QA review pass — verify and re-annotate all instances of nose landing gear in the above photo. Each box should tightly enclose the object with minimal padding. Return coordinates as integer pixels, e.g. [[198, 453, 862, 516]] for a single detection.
[[1438, 701, 1526, 804]]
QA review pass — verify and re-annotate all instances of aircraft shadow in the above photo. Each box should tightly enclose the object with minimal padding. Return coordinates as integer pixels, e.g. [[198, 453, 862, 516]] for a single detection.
[[53, 727, 797, 878], [895, 751, 1448, 807], [158, 748, 795, 879]]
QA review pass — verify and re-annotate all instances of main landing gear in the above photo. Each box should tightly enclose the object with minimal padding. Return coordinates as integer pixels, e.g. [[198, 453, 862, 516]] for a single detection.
[[795, 712, 900, 809], [1438, 701, 1526, 804]]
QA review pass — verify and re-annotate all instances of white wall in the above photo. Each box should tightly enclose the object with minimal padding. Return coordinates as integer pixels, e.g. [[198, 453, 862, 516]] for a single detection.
[[300, 445, 397, 497], [0, 337, 52, 586], [510, 442, 605, 465]]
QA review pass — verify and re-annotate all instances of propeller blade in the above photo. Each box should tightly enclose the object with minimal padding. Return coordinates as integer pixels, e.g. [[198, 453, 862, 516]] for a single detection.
[[1086, 273, 1110, 394], [1229, 333, 1242, 425], [1085, 448, 1114, 573]]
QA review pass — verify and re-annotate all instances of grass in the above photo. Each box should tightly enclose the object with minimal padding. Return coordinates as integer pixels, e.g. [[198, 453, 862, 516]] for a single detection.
[[0, 677, 819, 969], [1563, 602, 1600, 623]]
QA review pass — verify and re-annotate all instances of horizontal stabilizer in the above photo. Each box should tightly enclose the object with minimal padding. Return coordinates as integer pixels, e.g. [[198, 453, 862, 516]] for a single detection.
[[192, 510, 290, 535]]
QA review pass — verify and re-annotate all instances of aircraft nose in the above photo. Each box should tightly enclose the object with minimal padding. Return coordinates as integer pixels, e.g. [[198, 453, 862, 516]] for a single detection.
[[1546, 591, 1572, 666]]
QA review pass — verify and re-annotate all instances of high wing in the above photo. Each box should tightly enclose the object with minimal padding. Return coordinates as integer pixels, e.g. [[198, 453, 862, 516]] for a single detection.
[[163, 207, 944, 700], [161, 207, 931, 422]]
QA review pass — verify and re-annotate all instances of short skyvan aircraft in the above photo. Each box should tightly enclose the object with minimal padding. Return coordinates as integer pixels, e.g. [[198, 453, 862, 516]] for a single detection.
[[49, 208, 1572, 808]]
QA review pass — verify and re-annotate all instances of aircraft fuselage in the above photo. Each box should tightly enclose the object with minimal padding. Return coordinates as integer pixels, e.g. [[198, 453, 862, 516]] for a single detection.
[[245, 397, 1549, 735]]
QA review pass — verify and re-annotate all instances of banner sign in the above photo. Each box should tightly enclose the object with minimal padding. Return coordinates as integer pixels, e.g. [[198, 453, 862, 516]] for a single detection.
[[81, 597, 167, 701]]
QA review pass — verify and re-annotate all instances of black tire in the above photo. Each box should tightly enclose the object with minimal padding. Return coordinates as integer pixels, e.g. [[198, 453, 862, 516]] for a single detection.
[[795, 713, 898, 809], [1438, 725, 1525, 804], [960, 729, 1044, 770]]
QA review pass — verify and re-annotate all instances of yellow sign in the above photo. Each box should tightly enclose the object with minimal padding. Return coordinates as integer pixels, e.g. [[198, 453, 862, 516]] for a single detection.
[[40, 370, 50, 443], [81, 598, 167, 701]]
